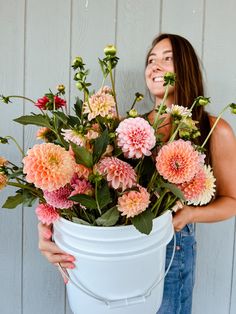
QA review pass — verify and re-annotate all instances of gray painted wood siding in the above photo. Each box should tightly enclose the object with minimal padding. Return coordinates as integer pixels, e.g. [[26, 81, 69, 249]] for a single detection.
[[0, 1, 235, 313]]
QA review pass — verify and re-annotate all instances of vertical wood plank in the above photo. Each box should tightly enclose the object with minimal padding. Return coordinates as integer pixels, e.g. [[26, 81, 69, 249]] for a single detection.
[[22, 1, 71, 313], [194, 1, 236, 313], [115, 0, 161, 115], [0, 0, 25, 313], [66, 0, 117, 312]]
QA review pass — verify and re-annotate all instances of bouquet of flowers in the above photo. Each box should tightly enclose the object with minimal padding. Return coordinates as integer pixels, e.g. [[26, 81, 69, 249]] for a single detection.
[[1, 45, 235, 234]]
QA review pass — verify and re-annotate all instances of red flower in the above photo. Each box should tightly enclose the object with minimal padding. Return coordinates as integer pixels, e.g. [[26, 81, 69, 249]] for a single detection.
[[35, 96, 50, 110], [54, 96, 66, 108]]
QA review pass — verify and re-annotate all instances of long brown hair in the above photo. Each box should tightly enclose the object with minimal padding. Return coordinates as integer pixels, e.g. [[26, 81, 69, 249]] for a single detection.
[[146, 33, 211, 162]]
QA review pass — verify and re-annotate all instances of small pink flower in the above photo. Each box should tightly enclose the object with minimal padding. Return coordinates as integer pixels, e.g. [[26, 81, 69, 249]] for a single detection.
[[70, 177, 93, 197], [23, 143, 76, 191], [156, 139, 203, 184], [61, 128, 86, 146], [35, 96, 50, 110], [117, 186, 150, 218], [75, 164, 91, 180], [116, 117, 156, 159], [44, 184, 74, 209], [97, 157, 137, 190], [35, 203, 59, 225]]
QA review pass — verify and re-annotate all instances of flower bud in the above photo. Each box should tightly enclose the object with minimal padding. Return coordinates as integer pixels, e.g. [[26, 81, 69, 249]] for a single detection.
[[230, 103, 236, 114], [197, 96, 210, 106], [72, 56, 84, 69], [0, 95, 11, 104], [104, 45, 117, 56], [56, 84, 65, 93], [163, 72, 176, 86], [76, 82, 83, 91], [135, 92, 144, 101], [0, 137, 9, 144], [128, 109, 138, 117]]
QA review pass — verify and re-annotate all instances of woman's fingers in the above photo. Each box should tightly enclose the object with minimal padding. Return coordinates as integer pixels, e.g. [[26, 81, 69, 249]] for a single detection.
[[38, 222, 75, 268]]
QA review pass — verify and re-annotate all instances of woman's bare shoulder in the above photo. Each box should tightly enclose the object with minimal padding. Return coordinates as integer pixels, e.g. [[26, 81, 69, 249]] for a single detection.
[[209, 114, 236, 140]]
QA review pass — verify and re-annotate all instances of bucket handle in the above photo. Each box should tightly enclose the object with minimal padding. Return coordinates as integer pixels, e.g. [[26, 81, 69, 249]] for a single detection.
[[57, 232, 176, 308]]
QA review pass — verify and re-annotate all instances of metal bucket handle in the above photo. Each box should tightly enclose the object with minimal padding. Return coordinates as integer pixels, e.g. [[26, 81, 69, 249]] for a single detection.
[[57, 233, 176, 309]]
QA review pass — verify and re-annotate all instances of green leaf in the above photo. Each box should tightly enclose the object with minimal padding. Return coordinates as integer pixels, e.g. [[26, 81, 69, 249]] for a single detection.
[[69, 194, 97, 209], [70, 142, 93, 167], [160, 181, 185, 200], [97, 181, 112, 209], [93, 129, 109, 163], [131, 209, 154, 235], [52, 111, 68, 125], [14, 114, 52, 128], [72, 217, 91, 225], [2, 194, 24, 209], [96, 206, 119, 226]]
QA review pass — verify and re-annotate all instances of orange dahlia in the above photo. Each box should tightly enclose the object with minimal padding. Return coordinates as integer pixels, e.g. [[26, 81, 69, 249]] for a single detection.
[[23, 143, 76, 191]]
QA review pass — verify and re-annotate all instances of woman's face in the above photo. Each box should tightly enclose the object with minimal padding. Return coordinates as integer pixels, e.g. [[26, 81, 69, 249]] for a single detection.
[[145, 38, 175, 106]]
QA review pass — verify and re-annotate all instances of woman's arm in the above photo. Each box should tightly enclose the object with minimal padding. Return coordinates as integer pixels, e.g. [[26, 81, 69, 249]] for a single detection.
[[173, 117, 236, 231]]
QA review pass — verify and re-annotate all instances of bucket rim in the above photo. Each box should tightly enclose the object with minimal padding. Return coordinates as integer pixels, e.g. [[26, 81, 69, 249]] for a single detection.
[[54, 210, 172, 232]]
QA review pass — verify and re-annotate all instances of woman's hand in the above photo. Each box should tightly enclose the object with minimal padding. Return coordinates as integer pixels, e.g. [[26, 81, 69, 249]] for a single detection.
[[38, 222, 75, 269], [172, 205, 194, 232]]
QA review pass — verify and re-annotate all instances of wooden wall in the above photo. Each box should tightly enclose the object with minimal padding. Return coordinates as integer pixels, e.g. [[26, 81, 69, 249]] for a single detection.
[[0, 1, 235, 313]]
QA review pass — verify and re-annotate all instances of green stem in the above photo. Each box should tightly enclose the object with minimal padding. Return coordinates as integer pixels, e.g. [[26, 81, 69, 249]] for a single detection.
[[7, 181, 43, 200], [147, 171, 158, 192], [151, 189, 168, 216], [6, 136, 25, 157], [95, 181, 102, 216], [152, 84, 169, 130], [201, 104, 230, 148], [168, 98, 199, 143], [109, 69, 119, 116], [7, 95, 35, 104]]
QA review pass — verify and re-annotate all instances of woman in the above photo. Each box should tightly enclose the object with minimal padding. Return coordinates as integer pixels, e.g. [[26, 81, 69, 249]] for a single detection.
[[38, 34, 236, 313]]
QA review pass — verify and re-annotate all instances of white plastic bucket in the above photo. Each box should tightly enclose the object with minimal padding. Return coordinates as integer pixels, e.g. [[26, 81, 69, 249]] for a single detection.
[[53, 210, 174, 314]]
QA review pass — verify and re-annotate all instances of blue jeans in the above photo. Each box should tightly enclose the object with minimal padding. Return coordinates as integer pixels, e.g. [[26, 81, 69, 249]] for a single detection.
[[157, 224, 197, 314]]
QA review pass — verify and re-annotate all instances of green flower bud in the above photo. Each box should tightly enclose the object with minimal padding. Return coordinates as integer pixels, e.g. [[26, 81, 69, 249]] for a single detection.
[[128, 109, 138, 117], [135, 92, 144, 101], [196, 96, 211, 106], [163, 72, 176, 86], [230, 103, 236, 114], [72, 56, 84, 69], [104, 45, 117, 56], [76, 82, 83, 91], [0, 95, 11, 104], [0, 137, 9, 144]]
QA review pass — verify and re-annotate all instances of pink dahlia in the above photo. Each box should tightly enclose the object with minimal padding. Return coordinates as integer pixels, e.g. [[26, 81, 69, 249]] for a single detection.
[[23, 143, 76, 191], [188, 165, 216, 206], [116, 117, 156, 159], [35, 203, 59, 225], [177, 166, 206, 202], [61, 128, 86, 146], [83, 91, 116, 121], [97, 157, 137, 190], [156, 139, 203, 184], [75, 164, 91, 180], [44, 184, 74, 209], [117, 186, 150, 218], [70, 177, 93, 197]]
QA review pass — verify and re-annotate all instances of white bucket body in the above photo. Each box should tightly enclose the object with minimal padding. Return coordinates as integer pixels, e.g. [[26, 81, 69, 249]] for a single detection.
[[53, 210, 173, 314]]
